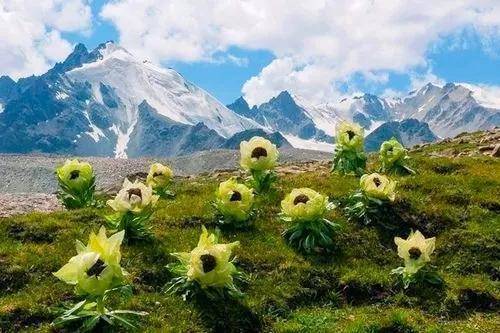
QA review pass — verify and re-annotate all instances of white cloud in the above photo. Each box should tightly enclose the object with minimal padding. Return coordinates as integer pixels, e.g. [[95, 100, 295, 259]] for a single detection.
[[408, 69, 446, 91], [460, 83, 500, 109], [0, 0, 92, 79], [225, 54, 249, 67], [100, 0, 500, 105]]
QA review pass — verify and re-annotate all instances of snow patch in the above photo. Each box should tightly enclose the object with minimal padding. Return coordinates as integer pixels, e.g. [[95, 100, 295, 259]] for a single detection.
[[283, 134, 335, 153], [293, 94, 341, 136], [82, 110, 106, 143], [366, 120, 385, 135], [109, 124, 120, 135], [114, 121, 136, 159], [86, 124, 106, 142], [417, 96, 435, 113], [55, 91, 69, 100]]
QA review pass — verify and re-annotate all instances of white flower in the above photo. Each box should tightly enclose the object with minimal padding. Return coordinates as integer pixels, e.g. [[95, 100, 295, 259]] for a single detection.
[[107, 179, 159, 214], [240, 136, 278, 172], [394, 230, 436, 275]]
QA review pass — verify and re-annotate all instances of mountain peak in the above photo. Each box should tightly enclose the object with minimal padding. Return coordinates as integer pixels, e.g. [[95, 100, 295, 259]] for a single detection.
[[235, 96, 249, 107], [73, 43, 88, 54], [365, 118, 437, 151], [50, 43, 92, 74], [276, 90, 293, 100], [268, 90, 297, 107], [362, 93, 381, 103], [227, 96, 254, 118], [0, 75, 14, 84], [88, 41, 134, 63]]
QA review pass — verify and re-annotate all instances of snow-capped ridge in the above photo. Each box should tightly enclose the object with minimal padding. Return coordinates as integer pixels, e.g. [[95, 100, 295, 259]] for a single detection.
[[233, 81, 500, 145], [64, 42, 259, 157]]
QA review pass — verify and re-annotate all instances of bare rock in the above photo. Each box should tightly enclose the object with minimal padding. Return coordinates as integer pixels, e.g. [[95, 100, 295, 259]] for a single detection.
[[0, 194, 63, 218], [479, 145, 495, 152], [491, 144, 500, 157]]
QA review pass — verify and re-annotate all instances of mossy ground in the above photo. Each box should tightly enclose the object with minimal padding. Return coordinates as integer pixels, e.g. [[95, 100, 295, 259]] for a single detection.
[[0, 149, 499, 332]]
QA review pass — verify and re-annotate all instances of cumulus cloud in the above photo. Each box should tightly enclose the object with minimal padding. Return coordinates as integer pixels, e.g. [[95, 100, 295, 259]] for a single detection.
[[100, 0, 500, 105], [409, 69, 446, 91], [459, 82, 500, 109], [0, 0, 92, 79]]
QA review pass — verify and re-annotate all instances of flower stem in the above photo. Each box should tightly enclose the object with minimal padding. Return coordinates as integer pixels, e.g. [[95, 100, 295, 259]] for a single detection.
[[96, 296, 105, 315]]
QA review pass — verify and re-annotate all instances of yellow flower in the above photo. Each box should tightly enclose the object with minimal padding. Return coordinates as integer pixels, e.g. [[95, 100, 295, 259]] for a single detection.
[[281, 188, 329, 222], [107, 179, 159, 214], [56, 159, 94, 192], [146, 163, 173, 190], [335, 121, 364, 151], [240, 136, 278, 171], [76, 226, 125, 266], [215, 178, 254, 222], [360, 173, 396, 201], [173, 226, 239, 288], [54, 227, 126, 296], [379, 138, 408, 167], [394, 230, 436, 274]]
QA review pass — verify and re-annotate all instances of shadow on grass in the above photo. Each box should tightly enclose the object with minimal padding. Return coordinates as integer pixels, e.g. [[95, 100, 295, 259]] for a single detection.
[[191, 293, 263, 333]]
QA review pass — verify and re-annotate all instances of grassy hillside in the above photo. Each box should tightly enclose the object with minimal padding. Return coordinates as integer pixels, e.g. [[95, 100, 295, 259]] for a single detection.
[[0, 137, 499, 332]]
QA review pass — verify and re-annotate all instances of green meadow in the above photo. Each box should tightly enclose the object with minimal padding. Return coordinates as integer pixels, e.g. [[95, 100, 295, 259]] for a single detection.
[[0, 144, 499, 332]]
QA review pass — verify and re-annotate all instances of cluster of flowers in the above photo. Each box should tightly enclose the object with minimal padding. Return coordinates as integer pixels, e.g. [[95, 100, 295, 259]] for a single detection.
[[52, 125, 437, 330], [331, 121, 437, 287], [53, 161, 175, 330], [56, 160, 174, 239], [332, 122, 414, 176]]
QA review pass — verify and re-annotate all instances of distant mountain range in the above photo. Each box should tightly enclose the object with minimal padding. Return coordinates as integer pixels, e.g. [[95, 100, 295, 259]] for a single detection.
[[0, 42, 498, 157], [228, 84, 500, 151]]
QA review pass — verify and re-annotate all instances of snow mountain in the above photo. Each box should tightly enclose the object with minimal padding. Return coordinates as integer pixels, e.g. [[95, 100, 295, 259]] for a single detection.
[[0, 42, 274, 158], [365, 119, 438, 152], [1, 41, 498, 157], [229, 83, 500, 150], [228, 91, 332, 147], [390, 83, 500, 138]]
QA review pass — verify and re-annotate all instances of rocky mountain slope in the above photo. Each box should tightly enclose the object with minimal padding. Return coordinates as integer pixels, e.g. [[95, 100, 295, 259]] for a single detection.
[[0, 42, 269, 158], [365, 119, 438, 151], [391, 83, 500, 138], [229, 83, 500, 149], [228, 91, 332, 142], [1, 42, 498, 157]]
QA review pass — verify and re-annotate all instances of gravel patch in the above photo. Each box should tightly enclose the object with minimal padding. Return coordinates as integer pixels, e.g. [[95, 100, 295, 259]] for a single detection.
[[0, 149, 330, 217], [0, 193, 62, 218], [0, 149, 330, 194]]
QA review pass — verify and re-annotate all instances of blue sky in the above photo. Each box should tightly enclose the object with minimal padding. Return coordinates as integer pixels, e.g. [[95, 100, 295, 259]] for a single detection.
[[2, 1, 500, 105]]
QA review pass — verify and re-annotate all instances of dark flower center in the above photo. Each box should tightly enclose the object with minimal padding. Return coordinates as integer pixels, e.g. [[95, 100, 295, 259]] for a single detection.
[[294, 194, 310, 205], [127, 188, 142, 199], [373, 177, 381, 187], [346, 130, 356, 140], [200, 254, 217, 273], [69, 170, 80, 180], [153, 172, 163, 177], [87, 259, 106, 277], [251, 147, 268, 159], [409, 247, 422, 260], [230, 191, 242, 202]]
